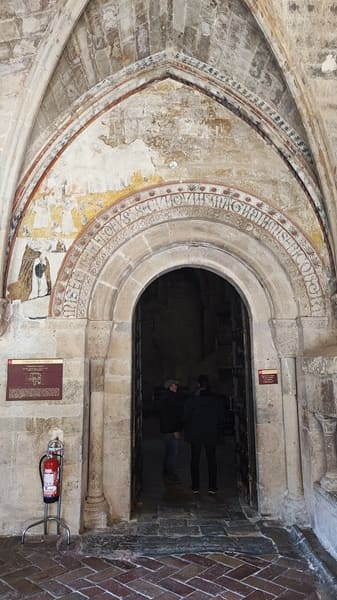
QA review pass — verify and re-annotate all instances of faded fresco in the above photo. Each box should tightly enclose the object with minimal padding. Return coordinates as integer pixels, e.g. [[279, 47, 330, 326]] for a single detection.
[[8, 245, 51, 302], [6, 80, 327, 318]]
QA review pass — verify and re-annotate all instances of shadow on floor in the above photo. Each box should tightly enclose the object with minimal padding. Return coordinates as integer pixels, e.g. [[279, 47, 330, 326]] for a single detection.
[[139, 414, 245, 518]]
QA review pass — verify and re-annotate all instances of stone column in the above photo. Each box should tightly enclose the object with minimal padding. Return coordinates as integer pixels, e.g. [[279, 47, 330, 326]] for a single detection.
[[315, 414, 337, 492], [271, 319, 307, 524], [281, 357, 303, 499], [83, 359, 108, 529]]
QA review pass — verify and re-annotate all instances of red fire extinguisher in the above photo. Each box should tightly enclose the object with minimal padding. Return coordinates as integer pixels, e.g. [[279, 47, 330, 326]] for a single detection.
[[39, 438, 63, 503]]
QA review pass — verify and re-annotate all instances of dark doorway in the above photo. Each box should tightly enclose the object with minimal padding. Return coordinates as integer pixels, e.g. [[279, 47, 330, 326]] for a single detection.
[[131, 268, 257, 515]]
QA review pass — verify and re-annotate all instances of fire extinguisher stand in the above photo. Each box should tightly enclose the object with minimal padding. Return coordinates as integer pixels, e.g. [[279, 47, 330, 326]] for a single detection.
[[21, 438, 71, 545]]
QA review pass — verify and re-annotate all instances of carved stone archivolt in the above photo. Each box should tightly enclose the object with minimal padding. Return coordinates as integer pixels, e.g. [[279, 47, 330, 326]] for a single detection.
[[50, 183, 329, 320]]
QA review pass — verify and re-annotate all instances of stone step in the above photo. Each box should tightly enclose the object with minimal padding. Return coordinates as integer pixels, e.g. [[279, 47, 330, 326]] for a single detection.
[[80, 532, 276, 557]]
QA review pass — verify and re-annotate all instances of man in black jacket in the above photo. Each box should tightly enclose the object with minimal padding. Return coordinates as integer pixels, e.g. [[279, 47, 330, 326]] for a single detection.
[[184, 375, 224, 494], [159, 379, 183, 483]]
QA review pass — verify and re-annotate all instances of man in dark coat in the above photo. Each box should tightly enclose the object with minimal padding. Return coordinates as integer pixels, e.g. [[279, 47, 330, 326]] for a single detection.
[[159, 379, 183, 482], [184, 375, 224, 494]]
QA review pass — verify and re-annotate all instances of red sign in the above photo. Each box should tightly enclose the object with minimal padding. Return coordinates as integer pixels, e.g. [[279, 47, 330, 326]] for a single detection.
[[258, 369, 278, 385], [7, 359, 63, 401]]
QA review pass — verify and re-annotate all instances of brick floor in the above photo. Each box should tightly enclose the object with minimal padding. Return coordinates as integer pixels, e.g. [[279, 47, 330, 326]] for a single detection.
[[2, 434, 335, 598], [0, 533, 333, 599]]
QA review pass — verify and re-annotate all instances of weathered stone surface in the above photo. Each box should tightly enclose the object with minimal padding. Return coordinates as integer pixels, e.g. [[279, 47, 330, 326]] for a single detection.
[[50, 184, 328, 319], [81, 532, 275, 556], [1, 0, 337, 569]]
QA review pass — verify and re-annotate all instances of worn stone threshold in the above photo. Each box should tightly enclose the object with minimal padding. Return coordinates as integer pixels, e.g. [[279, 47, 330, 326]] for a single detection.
[[80, 534, 276, 556], [79, 494, 278, 557], [80, 529, 276, 557]]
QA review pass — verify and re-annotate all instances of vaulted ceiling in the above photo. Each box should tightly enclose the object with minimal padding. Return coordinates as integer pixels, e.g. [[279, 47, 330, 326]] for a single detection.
[[28, 0, 309, 168]]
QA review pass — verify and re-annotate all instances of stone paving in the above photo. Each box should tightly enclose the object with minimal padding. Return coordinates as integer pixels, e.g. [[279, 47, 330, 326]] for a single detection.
[[0, 527, 333, 599], [81, 488, 276, 557], [1, 484, 335, 600], [1, 431, 335, 598]]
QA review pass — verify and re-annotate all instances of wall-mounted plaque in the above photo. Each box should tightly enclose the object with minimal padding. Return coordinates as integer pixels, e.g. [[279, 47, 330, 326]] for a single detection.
[[6, 359, 63, 401], [258, 369, 278, 385]]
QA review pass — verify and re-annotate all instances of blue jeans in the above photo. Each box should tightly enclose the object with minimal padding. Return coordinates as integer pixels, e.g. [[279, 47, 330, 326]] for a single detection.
[[163, 433, 179, 477]]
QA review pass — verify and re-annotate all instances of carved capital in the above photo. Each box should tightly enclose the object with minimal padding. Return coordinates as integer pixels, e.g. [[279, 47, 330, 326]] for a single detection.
[[270, 319, 298, 357], [87, 320, 112, 358], [315, 413, 337, 435]]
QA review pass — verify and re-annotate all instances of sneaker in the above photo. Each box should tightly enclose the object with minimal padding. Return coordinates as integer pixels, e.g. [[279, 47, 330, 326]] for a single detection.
[[192, 489, 200, 494], [208, 488, 217, 495]]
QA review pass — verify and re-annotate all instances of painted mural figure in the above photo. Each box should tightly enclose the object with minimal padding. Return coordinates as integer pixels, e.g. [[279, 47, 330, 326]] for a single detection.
[[32, 196, 50, 229], [33, 256, 52, 298], [55, 240, 66, 253], [51, 221, 62, 235], [7, 245, 41, 302], [61, 199, 77, 235]]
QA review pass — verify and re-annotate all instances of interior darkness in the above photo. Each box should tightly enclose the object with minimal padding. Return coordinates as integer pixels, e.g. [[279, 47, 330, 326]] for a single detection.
[[134, 267, 256, 512]]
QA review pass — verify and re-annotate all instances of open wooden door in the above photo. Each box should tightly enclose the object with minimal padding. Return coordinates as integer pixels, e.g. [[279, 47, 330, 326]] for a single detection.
[[131, 303, 143, 511], [232, 298, 257, 507]]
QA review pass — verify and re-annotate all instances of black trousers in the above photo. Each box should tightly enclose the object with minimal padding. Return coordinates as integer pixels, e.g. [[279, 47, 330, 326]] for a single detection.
[[190, 442, 217, 490]]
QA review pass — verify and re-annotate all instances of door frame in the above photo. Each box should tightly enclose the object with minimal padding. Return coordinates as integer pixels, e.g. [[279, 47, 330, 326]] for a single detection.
[[85, 244, 302, 525], [131, 268, 259, 510]]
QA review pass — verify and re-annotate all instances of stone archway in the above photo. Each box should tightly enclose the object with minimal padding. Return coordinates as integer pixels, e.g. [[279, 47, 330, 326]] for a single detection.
[[51, 183, 327, 528], [59, 182, 331, 529], [82, 242, 308, 529]]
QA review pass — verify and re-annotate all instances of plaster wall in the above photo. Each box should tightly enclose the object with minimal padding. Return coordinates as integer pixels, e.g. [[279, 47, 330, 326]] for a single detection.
[[5, 80, 328, 321]]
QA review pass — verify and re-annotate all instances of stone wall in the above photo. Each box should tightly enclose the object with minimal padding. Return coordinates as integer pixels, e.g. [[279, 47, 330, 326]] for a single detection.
[[1, 0, 337, 558], [0, 313, 88, 535], [300, 347, 337, 559]]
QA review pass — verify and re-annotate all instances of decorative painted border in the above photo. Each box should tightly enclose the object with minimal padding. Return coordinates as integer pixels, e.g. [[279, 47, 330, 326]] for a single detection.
[[51, 183, 328, 319]]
